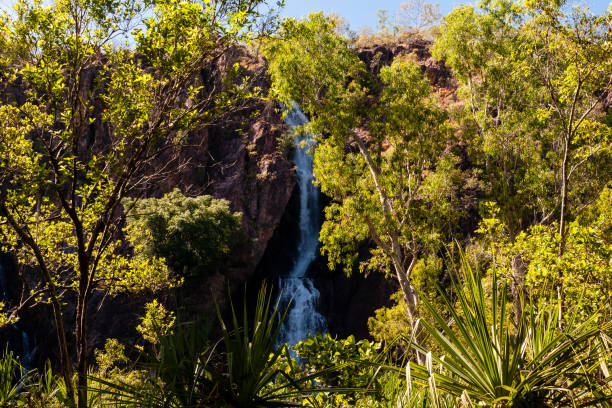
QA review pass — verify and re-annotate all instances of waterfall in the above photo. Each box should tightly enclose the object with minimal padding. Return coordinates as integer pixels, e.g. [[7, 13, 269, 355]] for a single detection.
[[277, 106, 327, 348]]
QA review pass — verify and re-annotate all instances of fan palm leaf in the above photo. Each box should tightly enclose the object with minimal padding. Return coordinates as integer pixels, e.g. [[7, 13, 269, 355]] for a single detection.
[[406, 254, 610, 407]]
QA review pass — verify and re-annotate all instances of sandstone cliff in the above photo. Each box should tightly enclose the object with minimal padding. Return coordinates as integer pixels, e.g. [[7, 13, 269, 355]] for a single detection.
[[0, 46, 296, 365], [1, 39, 465, 364]]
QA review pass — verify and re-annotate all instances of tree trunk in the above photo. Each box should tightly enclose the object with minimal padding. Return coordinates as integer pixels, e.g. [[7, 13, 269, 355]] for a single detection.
[[557, 137, 569, 330], [75, 297, 88, 408], [50, 293, 76, 407], [75, 254, 91, 408], [394, 256, 419, 331], [351, 129, 425, 361], [511, 254, 527, 325], [392, 255, 424, 364]]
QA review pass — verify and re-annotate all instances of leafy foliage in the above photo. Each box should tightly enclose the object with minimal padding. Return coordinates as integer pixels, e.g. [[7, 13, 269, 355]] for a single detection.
[[435, 1, 612, 235], [406, 255, 611, 407], [476, 188, 612, 323], [264, 13, 461, 345], [0, 0, 277, 403], [136, 300, 177, 346], [94, 339, 129, 375], [126, 189, 245, 278], [295, 333, 381, 388]]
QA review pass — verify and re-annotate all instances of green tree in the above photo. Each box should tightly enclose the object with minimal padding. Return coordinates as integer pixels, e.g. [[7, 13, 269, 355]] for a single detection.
[[126, 189, 244, 278], [264, 14, 459, 350], [0, 0, 277, 405], [478, 187, 612, 322], [434, 0, 612, 323]]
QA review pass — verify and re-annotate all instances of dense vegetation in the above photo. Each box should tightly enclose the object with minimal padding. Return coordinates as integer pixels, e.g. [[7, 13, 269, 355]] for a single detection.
[[0, 0, 610, 406]]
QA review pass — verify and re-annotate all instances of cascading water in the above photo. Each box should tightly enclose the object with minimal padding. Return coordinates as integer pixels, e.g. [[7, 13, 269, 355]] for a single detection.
[[277, 107, 327, 348]]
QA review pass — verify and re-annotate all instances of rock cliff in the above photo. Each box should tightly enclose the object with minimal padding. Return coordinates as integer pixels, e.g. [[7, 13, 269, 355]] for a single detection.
[[1, 38, 461, 363], [0, 47, 296, 364], [355, 39, 453, 88]]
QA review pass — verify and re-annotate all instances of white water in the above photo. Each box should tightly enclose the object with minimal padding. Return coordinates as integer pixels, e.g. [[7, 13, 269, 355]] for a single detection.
[[277, 107, 327, 348]]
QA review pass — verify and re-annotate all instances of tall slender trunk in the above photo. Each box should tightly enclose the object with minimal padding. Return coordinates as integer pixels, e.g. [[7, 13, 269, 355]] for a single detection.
[[393, 256, 419, 327], [75, 298, 88, 408], [50, 291, 76, 407], [75, 256, 90, 408], [511, 254, 527, 325], [391, 253, 424, 364], [353, 132, 418, 319], [351, 129, 424, 361], [557, 137, 569, 330]]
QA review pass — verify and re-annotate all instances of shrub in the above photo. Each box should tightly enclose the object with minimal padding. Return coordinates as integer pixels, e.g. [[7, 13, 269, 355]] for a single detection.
[[125, 189, 245, 277]]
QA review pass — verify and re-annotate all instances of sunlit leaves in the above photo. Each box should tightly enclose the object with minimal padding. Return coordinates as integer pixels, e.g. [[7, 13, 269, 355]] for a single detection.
[[263, 12, 367, 137], [0, 303, 18, 328], [293, 332, 382, 392], [476, 187, 612, 322], [0, 0, 278, 405], [94, 338, 130, 375], [0, 0, 274, 306], [516, 190, 612, 320], [265, 15, 461, 333], [435, 0, 612, 238], [134, 0, 210, 74], [136, 299, 176, 345]]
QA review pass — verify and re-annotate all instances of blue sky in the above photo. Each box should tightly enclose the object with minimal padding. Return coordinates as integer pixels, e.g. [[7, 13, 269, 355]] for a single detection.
[[280, 0, 611, 30], [0, 0, 610, 27]]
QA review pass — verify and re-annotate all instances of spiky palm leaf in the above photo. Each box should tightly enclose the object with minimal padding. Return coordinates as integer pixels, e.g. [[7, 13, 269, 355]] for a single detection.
[[0, 346, 26, 405], [406, 255, 611, 407], [216, 283, 309, 407]]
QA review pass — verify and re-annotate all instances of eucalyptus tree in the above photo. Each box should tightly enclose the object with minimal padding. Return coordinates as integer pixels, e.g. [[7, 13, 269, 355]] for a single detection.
[[264, 14, 460, 349], [0, 0, 278, 406], [434, 0, 612, 323]]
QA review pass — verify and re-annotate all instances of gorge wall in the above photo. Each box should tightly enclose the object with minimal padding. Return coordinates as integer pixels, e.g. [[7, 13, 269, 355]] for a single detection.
[[0, 46, 296, 364], [1, 39, 458, 363]]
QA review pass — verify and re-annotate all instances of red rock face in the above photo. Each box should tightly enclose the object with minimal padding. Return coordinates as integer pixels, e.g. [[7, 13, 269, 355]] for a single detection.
[[134, 105, 296, 290], [0, 46, 296, 363], [203, 107, 296, 282], [356, 39, 454, 88], [123, 51, 297, 285]]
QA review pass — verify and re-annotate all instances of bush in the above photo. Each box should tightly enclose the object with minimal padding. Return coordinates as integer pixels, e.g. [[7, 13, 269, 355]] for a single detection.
[[125, 189, 245, 277]]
